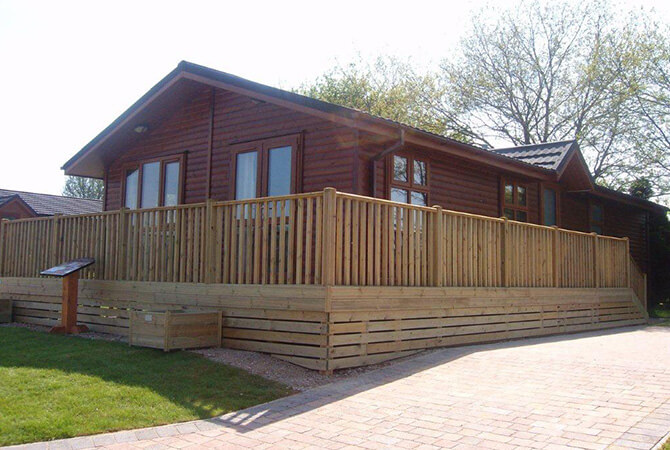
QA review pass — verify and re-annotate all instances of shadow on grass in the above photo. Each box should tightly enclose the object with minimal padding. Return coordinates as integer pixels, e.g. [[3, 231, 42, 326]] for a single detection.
[[0, 326, 292, 445]]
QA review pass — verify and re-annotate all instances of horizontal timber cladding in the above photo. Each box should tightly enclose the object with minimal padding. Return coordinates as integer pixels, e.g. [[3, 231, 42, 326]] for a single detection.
[[0, 278, 647, 371], [0, 278, 329, 370], [325, 286, 647, 370]]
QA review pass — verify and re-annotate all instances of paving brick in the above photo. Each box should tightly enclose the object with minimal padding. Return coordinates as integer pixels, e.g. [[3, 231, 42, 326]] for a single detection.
[[10, 326, 670, 450]]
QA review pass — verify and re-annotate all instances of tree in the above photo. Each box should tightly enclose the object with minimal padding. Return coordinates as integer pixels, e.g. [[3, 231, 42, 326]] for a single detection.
[[297, 56, 452, 138], [426, 0, 656, 188], [63, 176, 104, 200], [629, 178, 654, 200], [613, 23, 670, 201]]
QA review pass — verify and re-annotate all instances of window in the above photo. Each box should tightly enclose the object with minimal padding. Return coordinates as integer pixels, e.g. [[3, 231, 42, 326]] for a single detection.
[[389, 154, 429, 206], [502, 179, 528, 222], [543, 188, 558, 226], [125, 168, 139, 209], [123, 156, 182, 209], [231, 135, 300, 199], [590, 203, 604, 234]]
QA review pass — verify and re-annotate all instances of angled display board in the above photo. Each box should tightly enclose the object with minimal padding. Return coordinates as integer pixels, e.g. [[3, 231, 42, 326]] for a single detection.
[[41, 258, 95, 334]]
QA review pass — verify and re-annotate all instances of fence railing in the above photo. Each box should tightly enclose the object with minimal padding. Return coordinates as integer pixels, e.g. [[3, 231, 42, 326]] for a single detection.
[[0, 188, 637, 289]]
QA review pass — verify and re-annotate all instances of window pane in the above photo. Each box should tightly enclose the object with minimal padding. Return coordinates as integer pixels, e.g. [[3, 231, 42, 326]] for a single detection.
[[235, 151, 258, 200], [517, 185, 527, 206], [391, 187, 408, 204], [504, 184, 514, 204], [125, 169, 139, 209], [516, 210, 528, 222], [591, 204, 603, 222], [163, 161, 180, 207], [140, 162, 160, 208], [268, 146, 292, 197], [413, 160, 427, 186], [543, 188, 556, 226], [393, 156, 408, 182], [503, 208, 515, 220], [410, 191, 427, 206]]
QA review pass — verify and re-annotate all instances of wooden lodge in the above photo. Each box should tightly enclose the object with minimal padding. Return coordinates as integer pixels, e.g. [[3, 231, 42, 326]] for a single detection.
[[0, 61, 665, 371]]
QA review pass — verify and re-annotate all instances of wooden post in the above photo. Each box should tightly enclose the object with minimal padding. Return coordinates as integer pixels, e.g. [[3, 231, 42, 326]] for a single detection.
[[117, 208, 128, 279], [204, 199, 215, 284], [591, 233, 599, 288], [551, 226, 559, 287], [501, 217, 509, 287], [0, 219, 6, 276], [642, 273, 648, 311], [50, 271, 88, 334], [432, 206, 444, 287], [322, 188, 337, 286], [624, 237, 631, 287], [50, 214, 61, 267]]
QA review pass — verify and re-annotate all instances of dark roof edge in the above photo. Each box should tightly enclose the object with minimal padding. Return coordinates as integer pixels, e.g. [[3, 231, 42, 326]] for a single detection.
[[593, 185, 668, 212], [63, 60, 554, 178]]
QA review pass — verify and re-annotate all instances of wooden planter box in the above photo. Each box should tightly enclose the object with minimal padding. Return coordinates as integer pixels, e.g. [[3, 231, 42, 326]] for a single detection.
[[129, 310, 221, 351], [0, 299, 11, 323]]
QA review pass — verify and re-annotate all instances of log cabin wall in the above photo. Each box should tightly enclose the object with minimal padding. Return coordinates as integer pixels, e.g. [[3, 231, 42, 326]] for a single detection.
[[105, 84, 357, 209], [102, 82, 650, 274]]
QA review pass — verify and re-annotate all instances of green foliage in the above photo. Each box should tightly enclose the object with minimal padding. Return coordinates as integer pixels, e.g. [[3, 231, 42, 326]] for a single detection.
[[299, 2, 670, 205], [629, 178, 654, 199], [297, 56, 460, 139], [63, 176, 104, 200], [0, 327, 291, 446]]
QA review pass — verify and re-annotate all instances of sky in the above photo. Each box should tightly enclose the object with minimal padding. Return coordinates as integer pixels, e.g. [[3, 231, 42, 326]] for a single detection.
[[1, 0, 669, 196]]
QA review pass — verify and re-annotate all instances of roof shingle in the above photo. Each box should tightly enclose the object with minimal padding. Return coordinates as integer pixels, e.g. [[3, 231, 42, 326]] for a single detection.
[[0, 189, 102, 216], [490, 141, 577, 171]]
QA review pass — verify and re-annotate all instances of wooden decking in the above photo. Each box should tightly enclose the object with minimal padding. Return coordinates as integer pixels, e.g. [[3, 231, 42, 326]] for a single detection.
[[0, 278, 647, 371], [0, 189, 648, 370]]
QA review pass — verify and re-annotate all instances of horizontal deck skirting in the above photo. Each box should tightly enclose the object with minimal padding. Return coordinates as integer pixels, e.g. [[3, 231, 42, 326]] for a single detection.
[[0, 278, 647, 371]]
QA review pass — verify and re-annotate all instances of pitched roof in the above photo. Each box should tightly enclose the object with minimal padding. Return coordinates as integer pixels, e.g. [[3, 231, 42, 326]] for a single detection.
[[491, 141, 577, 171], [0, 189, 102, 216]]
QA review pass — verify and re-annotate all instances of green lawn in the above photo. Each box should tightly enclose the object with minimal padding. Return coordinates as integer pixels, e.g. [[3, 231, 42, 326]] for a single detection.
[[0, 326, 293, 446]]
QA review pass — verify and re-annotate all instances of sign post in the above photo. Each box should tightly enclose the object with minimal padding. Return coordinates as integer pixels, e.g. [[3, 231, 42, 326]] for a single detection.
[[40, 258, 95, 334]]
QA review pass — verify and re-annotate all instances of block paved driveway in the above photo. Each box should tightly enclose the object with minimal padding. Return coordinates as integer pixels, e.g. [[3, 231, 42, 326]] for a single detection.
[[11, 325, 670, 450]]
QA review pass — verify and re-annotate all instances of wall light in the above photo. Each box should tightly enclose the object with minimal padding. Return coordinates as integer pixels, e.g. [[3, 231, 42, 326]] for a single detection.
[[134, 124, 149, 134]]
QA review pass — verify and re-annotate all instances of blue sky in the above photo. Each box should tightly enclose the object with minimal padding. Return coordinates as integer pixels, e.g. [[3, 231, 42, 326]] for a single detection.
[[0, 0, 668, 196]]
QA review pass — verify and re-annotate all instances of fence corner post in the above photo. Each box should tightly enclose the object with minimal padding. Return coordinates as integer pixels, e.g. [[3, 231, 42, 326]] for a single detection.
[[204, 199, 215, 284], [50, 214, 61, 268], [0, 218, 6, 276], [501, 217, 509, 287], [591, 232, 599, 288], [624, 236, 631, 288], [551, 226, 559, 288], [432, 205, 444, 287], [322, 188, 337, 286], [117, 208, 128, 280]]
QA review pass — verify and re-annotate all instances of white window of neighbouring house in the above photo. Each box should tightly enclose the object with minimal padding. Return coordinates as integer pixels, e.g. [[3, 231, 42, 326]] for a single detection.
[[389, 154, 429, 206]]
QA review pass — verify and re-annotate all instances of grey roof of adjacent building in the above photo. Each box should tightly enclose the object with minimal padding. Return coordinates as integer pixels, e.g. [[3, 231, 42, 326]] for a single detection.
[[491, 141, 577, 171], [0, 189, 102, 216]]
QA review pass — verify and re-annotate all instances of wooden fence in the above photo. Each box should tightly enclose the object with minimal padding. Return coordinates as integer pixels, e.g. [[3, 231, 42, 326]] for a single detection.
[[0, 188, 636, 292]]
